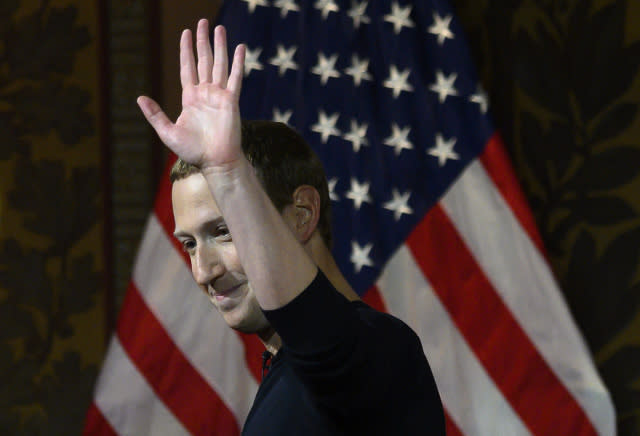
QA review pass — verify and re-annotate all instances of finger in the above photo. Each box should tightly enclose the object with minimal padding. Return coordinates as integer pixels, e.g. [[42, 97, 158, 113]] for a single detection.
[[180, 29, 197, 87], [196, 18, 213, 83], [227, 44, 245, 98], [137, 96, 176, 146], [211, 25, 229, 88]]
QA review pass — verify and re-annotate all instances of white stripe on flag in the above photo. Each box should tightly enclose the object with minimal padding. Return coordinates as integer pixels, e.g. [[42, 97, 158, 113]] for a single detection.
[[441, 160, 615, 436], [94, 338, 189, 435], [378, 244, 532, 436], [133, 216, 259, 425]]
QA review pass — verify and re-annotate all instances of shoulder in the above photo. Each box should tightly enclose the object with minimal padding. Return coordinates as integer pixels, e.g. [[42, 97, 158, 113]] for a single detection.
[[353, 301, 422, 347], [349, 302, 446, 433], [351, 301, 430, 377]]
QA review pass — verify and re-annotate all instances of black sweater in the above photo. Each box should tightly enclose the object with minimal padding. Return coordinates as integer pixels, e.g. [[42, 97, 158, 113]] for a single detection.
[[242, 271, 445, 435]]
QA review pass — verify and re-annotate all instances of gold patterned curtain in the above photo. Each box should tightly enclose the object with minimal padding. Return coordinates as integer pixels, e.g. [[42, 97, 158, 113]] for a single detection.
[[0, 0, 105, 433]]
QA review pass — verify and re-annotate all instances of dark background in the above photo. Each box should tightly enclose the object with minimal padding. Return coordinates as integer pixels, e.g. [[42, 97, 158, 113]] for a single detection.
[[0, 0, 638, 434]]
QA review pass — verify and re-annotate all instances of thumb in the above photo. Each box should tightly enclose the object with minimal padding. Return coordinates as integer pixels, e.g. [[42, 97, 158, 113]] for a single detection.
[[137, 96, 175, 145]]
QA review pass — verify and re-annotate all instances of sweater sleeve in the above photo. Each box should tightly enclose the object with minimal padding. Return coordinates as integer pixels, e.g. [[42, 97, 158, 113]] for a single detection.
[[262, 270, 356, 355], [262, 270, 368, 415], [263, 270, 446, 433]]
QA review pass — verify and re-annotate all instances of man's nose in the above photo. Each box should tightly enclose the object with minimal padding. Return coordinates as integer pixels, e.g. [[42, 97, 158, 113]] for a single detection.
[[192, 247, 224, 286]]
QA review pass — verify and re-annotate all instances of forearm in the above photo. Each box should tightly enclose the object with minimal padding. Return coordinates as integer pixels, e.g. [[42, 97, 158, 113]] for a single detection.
[[202, 160, 318, 310]]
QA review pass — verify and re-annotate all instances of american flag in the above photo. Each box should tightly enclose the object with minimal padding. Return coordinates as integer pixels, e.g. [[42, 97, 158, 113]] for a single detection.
[[84, 1, 615, 435]]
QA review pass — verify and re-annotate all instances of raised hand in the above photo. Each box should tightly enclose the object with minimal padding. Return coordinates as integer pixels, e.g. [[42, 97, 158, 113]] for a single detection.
[[137, 20, 246, 172]]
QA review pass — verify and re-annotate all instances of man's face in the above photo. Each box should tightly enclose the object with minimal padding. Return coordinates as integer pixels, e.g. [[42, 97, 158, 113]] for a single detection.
[[171, 173, 269, 333]]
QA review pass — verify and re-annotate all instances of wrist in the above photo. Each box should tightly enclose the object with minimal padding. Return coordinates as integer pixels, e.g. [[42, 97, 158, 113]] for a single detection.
[[200, 157, 256, 197], [200, 154, 250, 178]]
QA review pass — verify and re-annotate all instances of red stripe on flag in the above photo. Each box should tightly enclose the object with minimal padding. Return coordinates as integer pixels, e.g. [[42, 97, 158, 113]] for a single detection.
[[83, 402, 118, 436], [153, 156, 265, 381], [117, 282, 240, 435], [479, 133, 546, 255], [407, 205, 597, 436], [444, 409, 464, 436]]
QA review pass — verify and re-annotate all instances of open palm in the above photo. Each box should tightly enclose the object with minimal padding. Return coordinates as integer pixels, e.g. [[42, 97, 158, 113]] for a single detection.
[[137, 20, 246, 171]]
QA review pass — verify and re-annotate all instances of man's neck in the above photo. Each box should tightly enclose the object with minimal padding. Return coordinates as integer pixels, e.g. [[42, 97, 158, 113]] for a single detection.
[[257, 327, 282, 355], [309, 238, 360, 302]]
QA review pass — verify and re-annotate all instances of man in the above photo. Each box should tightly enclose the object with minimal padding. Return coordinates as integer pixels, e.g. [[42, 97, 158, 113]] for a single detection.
[[137, 19, 445, 434]]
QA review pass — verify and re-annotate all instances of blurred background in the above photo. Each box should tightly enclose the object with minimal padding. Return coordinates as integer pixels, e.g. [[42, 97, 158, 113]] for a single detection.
[[0, 0, 639, 434]]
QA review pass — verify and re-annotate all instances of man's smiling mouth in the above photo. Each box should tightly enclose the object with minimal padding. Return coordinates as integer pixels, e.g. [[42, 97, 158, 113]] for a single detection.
[[214, 283, 244, 300]]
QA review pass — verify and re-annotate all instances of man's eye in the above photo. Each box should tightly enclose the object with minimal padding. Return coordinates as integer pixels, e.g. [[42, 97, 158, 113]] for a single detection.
[[216, 226, 231, 239], [182, 240, 196, 252]]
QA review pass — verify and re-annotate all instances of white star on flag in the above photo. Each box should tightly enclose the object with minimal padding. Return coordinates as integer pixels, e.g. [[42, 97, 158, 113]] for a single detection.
[[350, 241, 374, 273], [241, 0, 269, 13], [327, 177, 339, 201], [383, 189, 413, 221], [311, 110, 341, 143], [311, 53, 341, 85], [384, 123, 413, 155], [344, 55, 372, 86], [343, 119, 369, 152], [274, 0, 300, 17], [428, 133, 459, 166], [345, 178, 372, 210], [429, 70, 459, 103], [272, 107, 293, 125], [427, 12, 455, 45], [383, 2, 415, 34], [314, 0, 339, 19], [244, 47, 263, 76], [383, 65, 414, 98], [470, 85, 489, 114], [269, 45, 299, 76], [347, 1, 370, 28]]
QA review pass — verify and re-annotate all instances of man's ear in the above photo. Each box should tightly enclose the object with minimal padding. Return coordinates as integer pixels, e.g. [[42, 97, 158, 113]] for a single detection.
[[291, 185, 321, 243]]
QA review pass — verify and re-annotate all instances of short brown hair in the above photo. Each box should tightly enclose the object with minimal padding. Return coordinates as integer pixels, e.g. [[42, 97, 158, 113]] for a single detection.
[[170, 120, 333, 247]]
